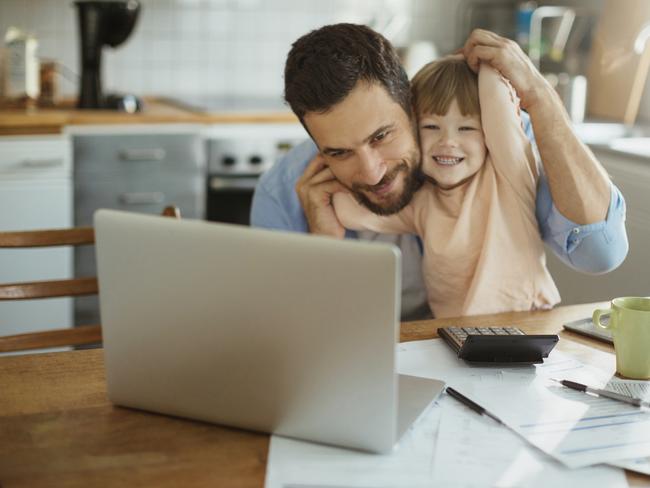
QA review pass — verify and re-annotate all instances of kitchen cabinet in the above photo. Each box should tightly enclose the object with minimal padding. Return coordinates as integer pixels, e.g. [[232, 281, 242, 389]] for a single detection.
[[71, 125, 206, 324], [0, 135, 73, 341], [546, 147, 650, 305]]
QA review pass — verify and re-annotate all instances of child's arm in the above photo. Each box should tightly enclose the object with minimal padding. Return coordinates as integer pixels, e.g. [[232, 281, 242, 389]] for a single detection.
[[332, 192, 415, 234], [479, 64, 538, 200]]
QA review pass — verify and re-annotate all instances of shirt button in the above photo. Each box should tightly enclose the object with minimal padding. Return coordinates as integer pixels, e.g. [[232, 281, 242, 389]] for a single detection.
[[572, 228, 581, 234]]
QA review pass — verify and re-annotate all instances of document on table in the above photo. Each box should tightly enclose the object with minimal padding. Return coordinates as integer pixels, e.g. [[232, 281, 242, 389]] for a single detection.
[[264, 340, 628, 488], [264, 392, 626, 488], [592, 379, 650, 475], [468, 370, 650, 469], [431, 395, 626, 488], [399, 338, 650, 469]]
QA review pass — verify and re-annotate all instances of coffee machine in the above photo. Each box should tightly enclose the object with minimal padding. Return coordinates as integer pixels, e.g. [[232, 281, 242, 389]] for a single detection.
[[75, 0, 142, 111]]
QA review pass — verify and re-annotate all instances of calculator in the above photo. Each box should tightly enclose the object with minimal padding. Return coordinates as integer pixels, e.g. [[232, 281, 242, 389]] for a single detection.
[[437, 326, 559, 365]]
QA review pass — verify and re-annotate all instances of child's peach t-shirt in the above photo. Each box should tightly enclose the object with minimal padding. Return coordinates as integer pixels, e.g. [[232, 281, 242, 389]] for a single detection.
[[333, 64, 560, 318]]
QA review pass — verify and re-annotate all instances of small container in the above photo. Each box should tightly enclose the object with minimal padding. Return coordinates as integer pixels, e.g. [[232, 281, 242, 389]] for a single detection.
[[39, 61, 57, 106], [3, 27, 40, 102]]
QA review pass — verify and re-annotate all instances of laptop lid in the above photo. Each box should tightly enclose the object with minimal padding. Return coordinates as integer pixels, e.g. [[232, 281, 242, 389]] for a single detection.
[[95, 209, 403, 452]]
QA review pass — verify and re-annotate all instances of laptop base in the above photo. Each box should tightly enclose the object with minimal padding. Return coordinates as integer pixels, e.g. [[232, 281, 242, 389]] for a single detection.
[[396, 374, 445, 441]]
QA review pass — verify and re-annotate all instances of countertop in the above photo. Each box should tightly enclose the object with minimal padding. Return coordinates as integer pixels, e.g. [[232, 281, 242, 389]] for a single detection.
[[2, 102, 648, 163], [0, 98, 299, 135]]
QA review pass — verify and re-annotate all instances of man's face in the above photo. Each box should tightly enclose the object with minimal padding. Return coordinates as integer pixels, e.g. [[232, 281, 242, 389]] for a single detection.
[[303, 81, 422, 215]]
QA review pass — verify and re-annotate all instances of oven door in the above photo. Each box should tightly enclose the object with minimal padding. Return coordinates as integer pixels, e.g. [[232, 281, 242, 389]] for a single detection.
[[206, 175, 258, 226]]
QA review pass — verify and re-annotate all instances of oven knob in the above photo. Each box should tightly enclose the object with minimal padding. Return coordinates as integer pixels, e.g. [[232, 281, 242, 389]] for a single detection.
[[249, 155, 263, 165], [222, 155, 236, 166]]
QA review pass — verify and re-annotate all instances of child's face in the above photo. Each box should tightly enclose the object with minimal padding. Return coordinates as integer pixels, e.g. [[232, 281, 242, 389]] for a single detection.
[[419, 98, 487, 190]]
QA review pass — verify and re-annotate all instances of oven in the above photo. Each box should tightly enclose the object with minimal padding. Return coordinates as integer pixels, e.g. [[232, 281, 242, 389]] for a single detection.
[[205, 124, 307, 225]]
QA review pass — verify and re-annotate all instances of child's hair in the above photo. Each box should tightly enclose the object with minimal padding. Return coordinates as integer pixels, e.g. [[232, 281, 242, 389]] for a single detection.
[[411, 57, 480, 117]]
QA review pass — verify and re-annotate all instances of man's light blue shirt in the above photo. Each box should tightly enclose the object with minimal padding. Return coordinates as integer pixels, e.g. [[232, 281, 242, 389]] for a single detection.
[[251, 114, 628, 276]]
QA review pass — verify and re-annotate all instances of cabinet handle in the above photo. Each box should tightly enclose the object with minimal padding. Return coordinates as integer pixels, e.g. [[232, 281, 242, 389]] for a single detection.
[[210, 177, 259, 190], [119, 148, 166, 161], [20, 158, 64, 168], [119, 192, 165, 205]]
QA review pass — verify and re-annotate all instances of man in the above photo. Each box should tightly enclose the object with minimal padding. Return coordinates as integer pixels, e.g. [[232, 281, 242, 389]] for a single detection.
[[251, 24, 628, 320]]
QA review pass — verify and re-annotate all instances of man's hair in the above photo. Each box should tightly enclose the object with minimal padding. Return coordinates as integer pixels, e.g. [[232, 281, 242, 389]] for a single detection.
[[284, 23, 412, 122], [411, 57, 480, 117]]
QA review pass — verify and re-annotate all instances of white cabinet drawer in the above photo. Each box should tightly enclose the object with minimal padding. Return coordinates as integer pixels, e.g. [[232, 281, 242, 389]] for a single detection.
[[0, 135, 71, 179]]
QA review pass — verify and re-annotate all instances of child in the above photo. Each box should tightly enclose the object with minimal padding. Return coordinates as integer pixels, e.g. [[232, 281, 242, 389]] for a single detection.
[[333, 56, 560, 318]]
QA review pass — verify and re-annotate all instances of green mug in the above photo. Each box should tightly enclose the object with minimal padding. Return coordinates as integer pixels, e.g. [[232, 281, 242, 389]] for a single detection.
[[593, 297, 650, 380]]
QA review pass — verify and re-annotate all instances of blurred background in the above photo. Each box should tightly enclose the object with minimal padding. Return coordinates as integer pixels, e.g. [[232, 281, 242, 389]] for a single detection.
[[1, 0, 648, 123]]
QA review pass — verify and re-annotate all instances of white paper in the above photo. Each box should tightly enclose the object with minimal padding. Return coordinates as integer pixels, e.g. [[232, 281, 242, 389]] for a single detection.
[[399, 338, 650, 468], [431, 395, 627, 487], [604, 379, 650, 401], [265, 402, 442, 488], [467, 372, 650, 468], [265, 339, 630, 487]]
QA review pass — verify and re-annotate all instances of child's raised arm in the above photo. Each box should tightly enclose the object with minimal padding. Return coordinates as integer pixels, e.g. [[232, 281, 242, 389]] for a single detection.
[[479, 64, 538, 202]]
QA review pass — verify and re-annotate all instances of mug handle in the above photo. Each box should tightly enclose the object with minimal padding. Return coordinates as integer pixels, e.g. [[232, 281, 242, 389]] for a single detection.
[[593, 308, 613, 330]]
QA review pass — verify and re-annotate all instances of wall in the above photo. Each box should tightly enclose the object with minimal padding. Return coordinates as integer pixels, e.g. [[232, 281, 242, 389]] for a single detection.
[[0, 0, 462, 100]]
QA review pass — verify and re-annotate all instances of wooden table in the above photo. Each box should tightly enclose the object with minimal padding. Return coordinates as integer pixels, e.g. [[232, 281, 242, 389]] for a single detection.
[[1, 302, 649, 487]]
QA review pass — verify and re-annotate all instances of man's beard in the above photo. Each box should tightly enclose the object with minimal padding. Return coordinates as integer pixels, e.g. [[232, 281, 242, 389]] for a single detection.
[[351, 152, 424, 216]]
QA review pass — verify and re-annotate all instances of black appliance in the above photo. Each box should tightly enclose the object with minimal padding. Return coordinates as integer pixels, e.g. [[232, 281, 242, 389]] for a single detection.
[[202, 119, 307, 226], [75, 0, 142, 111]]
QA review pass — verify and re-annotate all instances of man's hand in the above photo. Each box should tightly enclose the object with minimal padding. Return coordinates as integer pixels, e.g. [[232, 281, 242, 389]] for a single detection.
[[461, 29, 551, 111], [295, 154, 349, 238], [461, 29, 611, 226]]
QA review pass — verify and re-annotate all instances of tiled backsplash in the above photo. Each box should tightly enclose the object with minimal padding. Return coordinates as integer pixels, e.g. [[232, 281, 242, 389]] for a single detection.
[[0, 0, 461, 100]]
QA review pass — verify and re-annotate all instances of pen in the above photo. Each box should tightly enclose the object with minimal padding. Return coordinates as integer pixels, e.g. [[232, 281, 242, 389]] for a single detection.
[[446, 386, 505, 425], [551, 378, 650, 409]]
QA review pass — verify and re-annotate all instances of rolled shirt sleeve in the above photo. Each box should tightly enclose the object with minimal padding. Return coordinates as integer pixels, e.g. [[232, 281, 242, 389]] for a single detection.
[[535, 176, 628, 274]]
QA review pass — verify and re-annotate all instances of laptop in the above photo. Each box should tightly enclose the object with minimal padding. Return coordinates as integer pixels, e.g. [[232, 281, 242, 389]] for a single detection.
[[94, 209, 444, 453]]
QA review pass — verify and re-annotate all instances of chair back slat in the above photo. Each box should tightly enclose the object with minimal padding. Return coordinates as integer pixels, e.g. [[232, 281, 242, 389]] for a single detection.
[[0, 206, 180, 353], [0, 277, 99, 300], [0, 325, 102, 353], [0, 227, 94, 248]]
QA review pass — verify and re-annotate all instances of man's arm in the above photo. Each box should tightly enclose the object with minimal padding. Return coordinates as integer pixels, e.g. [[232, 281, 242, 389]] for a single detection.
[[462, 29, 610, 225], [536, 173, 628, 274], [463, 29, 628, 273], [251, 139, 315, 232]]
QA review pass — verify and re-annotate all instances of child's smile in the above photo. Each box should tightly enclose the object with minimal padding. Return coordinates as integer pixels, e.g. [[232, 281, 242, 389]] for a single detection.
[[432, 155, 464, 166]]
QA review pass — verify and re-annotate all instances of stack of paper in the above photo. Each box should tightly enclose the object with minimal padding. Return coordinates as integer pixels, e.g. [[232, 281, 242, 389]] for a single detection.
[[264, 340, 640, 487]]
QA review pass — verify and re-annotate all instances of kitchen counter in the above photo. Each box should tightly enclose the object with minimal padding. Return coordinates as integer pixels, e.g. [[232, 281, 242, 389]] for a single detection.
[[0, 98, 298, 135], [574, 121, 650, 161]]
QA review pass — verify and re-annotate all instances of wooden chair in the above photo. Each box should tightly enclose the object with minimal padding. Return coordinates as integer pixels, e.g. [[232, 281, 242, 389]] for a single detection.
[[0, 207, 180, 354]]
